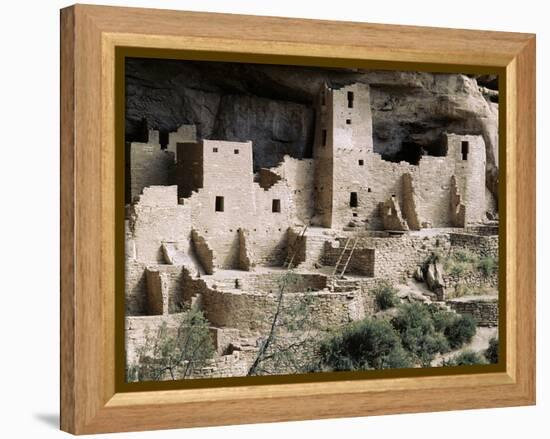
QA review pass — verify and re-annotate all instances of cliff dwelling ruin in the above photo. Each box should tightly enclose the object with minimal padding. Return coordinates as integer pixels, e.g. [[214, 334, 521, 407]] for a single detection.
[[125, 80, 499, 381]]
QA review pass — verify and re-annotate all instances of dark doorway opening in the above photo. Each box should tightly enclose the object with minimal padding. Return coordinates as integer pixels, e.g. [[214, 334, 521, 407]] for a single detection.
[[461, 141, 469, 160], [347, 91, 354, 108], [350, 192, 358, 208]]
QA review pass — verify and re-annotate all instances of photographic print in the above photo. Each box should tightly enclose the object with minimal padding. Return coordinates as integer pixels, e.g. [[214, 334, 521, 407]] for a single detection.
[[123, 59, 500, 383]]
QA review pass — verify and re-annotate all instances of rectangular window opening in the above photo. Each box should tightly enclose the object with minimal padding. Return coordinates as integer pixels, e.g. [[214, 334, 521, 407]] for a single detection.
[[347, 91, 354, 108], [213, 147, 218, 153], [234, 149, 239, 154], [322, 129, 327, 146], [461, 141, 469, 160], [272, 199, 281, 213], [346, 119, 352, 125], [215, 196, 224, 212], [358, 159, 364, 166], [350, 192, 358, 208]]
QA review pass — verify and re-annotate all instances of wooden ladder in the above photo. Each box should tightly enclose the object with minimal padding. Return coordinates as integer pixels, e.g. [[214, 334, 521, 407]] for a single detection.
[[284, 225, 308, 269], [332, 237, 358, 278]]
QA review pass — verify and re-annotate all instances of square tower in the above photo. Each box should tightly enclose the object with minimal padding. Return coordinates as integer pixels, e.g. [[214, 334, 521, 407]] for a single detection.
[[313, 82, 374, 228]]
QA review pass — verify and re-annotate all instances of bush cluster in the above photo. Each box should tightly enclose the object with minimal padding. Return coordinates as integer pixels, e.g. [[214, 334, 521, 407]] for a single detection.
[[317, 301, 479, 371], [441, 249, 498, 279], [443, 350, 487, 366], [484, 337, 499, 364], [372, 281, 400, 310], [391, 303, 449, 366], [318, 319, 412, 371]]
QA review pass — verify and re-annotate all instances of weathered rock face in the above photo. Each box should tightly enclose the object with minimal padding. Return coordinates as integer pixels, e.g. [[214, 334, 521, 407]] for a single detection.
[[126, 59, 498, 199]]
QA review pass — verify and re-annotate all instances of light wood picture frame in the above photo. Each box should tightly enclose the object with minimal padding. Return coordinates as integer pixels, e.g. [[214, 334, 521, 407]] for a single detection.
[[60, 4, 535, 434]]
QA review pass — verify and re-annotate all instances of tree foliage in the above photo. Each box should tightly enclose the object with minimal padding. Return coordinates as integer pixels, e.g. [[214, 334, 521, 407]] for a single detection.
[[247, 272, 319, 376], [127, 307, 215, 382]]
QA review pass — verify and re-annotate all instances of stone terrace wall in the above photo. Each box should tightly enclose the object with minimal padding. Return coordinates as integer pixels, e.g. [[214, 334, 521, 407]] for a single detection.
[[466, 225, 499, 236], [447, 298, 499, 327], [125, 314, 184, 365], [190, 349, 258, 379], [200, 289, 366, 337], [449, 232, 498, 259], [324, 234, 451, 281], [323, 241, 375, 277]]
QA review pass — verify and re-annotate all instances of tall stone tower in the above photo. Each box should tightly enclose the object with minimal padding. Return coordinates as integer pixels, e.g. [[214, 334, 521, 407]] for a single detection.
[[313, 82, 374, 228], [446, 133, 487, 225]]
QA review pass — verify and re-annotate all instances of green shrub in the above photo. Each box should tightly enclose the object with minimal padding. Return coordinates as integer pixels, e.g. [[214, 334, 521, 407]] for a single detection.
[[477, 256, 498, 277], [391, 303, 450, 366], [450, 284, 474, 298], [447, 261, 470, 277], [444, 313, 477, 349], [453, 249, 478, 264], [431, 310, 457, 333], [373, 281, 399, 310], [443, 350, 488, 366], [319, 318, 412, 371], [485, 337, 499, 364]]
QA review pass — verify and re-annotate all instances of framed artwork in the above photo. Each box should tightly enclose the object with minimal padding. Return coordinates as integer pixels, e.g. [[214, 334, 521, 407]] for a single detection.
[[60, 4, 536, 434]]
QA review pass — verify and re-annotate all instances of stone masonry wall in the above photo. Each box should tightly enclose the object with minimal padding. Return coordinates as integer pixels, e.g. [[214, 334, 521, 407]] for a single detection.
[[311, 82, 487, 230], [191, 230, 216, 274], [274, 157, 315, 224], [129, 130, 176, 202], [323, 241, 375, 277], [447, 134, 487, 224], [129, 186, 191, 264], [402, 172, 421, 230], [371, 234, 451, 280], [177, 140, 294, 269], [125, 259, 148, 316], [167, 124, 196, 160], [447, 298, 499, 327], [145, 265, 185, 315], [200, 288, 366, 337], [449, 232, 499, 259]]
